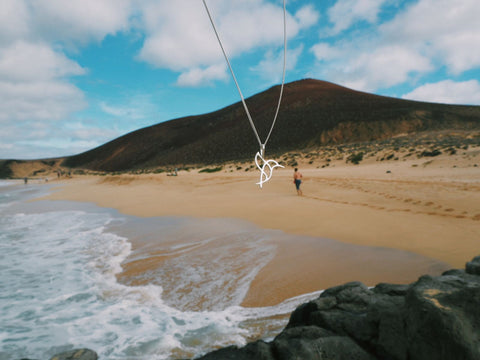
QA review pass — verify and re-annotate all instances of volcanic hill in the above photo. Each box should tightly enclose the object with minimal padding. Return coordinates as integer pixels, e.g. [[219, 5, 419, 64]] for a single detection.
[[3, 79, 480, 176]]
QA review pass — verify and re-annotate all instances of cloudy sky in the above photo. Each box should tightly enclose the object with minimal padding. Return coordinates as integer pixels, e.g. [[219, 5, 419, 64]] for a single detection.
[[1, 0, 479, 159]]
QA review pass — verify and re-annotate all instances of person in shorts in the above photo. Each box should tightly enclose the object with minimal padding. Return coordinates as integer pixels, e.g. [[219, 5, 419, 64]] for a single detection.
[[293, 168, 303, 196]]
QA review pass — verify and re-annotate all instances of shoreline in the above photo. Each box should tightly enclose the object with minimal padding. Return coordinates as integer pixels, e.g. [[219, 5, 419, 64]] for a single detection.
[[43, 155, 480, 307]]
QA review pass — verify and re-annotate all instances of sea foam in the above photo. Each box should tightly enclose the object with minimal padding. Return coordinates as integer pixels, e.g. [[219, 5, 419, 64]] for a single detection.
[[0, 184, 320, 360]]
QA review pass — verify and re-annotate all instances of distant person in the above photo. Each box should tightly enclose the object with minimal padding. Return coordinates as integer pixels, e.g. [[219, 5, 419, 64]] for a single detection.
[[24, 177, 28, 185], [293, 168, 303, 196]]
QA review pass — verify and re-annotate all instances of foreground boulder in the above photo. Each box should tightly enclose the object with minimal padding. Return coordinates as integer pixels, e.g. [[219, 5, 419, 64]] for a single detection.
[[50, 349, 98, 360], [194, 256, 480, 360]]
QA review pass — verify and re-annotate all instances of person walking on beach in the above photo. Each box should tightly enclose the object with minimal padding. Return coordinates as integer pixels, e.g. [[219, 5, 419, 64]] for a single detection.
[[293, 168, 303, 196]]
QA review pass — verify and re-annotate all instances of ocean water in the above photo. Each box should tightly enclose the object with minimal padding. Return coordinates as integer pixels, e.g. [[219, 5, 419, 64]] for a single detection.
[[0, 181, 321, 360]]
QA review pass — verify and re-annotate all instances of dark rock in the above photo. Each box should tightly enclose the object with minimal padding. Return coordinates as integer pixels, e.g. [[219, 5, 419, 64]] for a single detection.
[[195, 256, 479, 360], [466, 256, 480, 275], [273, 334, 375, 360], [286, 301, 321, 328], [442, 268, 465, 276], [373, 283, 410, 296], [196, 341, 273, 360], [312, 309, 377, 344], [275, 326, 335, 341], [334, 283, 373, 312], [49, 349, 97, 360], [320, 281, 366, 298], [404, 272, 480, 360], [367, 294, 407, 359]]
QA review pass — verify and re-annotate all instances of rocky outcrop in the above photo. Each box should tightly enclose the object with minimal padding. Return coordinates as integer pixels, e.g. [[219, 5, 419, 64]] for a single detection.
[[49, 349, 98, 360], [466, 256, 480, 275], [194, 256, 480, 360], [20, 348, 98, 360]]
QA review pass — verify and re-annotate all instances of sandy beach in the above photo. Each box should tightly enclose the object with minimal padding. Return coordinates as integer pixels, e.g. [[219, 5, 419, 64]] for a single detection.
[[45, 150, 480, 307]]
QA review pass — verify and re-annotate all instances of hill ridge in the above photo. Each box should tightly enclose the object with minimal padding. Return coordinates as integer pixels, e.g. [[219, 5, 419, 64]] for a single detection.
[[6, 79, 480, 173]]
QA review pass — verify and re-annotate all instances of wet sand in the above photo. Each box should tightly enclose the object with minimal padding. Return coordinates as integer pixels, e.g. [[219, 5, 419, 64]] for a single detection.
[[45, 153, 480, 307]]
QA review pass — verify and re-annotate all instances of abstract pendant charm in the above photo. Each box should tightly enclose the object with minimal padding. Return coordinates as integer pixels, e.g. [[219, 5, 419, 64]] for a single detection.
[[255, 148, 284, 188], [203, 0, 287, 188]]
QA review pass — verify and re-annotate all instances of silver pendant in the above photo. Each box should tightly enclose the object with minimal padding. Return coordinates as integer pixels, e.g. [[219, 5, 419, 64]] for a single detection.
[[254, 147, 284, 188]]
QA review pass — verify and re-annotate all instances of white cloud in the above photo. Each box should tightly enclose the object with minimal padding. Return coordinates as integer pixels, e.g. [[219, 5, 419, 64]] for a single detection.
[[310, 0, 480, 92], [0, 118, 121, 159], [0, 0, 30, 45], [176, 64, 228, 87], [310, 42, 433, 92], [0, 41, 85, 82], [327, 0, 387, 34], [310, 42, 342, 62], [0, 80, 86, 122], [137, 1, 225, 70], [0, 41, 86, 123], [0, 0, 131, 158], [62, 121, 120, 149], [344, 45, 433, 91], [136, 0, 313, 86], [402, 80, 480, 105], [99, 94, 161, 123], [381, 0, 480, 74], [0, 0, 133, 48], [251, 44, 303, 83], [294, 5, 319, 29], [29, 0, 133, 45], [100, 102, 138, 118]]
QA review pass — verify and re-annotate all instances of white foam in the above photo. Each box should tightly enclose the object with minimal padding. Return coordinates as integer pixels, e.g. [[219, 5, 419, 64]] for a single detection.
[[140, 230, 276, 312], [0, 190, 319, 360], [0, 180, 21, 187]]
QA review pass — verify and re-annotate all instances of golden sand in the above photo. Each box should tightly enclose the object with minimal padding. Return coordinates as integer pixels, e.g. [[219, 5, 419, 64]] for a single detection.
[[44, 152, 480, 307]]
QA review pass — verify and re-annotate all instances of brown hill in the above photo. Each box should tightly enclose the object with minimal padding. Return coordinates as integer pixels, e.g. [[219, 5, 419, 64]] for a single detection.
[[4, 79, 480, 176], [63, 79, 480, 172]]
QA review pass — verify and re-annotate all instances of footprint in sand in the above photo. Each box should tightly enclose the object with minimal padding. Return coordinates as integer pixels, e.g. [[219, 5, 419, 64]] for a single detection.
[[424, 201, 434, 206], [473, 214, 480, 221], [444, 208, 454, 212]]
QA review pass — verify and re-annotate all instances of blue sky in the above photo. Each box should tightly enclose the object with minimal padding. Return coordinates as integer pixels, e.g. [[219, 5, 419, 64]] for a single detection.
[[1, 0, 479, 159]]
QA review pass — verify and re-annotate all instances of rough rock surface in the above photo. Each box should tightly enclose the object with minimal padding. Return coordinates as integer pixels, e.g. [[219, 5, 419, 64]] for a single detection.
[[49, 349, 98, 360], [193, 256, 480, 360], [466, 256, 480, 275]]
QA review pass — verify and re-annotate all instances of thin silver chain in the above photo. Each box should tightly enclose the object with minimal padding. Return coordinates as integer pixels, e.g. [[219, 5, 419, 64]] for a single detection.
[[202, 0, 287, 149]]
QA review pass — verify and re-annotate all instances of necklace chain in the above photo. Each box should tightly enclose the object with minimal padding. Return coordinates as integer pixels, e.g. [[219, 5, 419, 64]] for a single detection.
[[202, 0, 287, 150]]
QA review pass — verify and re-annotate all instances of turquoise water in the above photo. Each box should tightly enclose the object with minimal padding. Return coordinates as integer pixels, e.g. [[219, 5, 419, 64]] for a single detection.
[[0, 181, 321, 360]]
